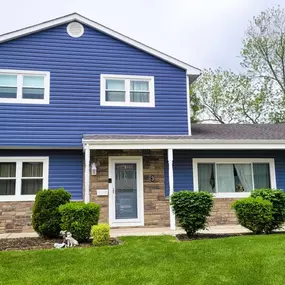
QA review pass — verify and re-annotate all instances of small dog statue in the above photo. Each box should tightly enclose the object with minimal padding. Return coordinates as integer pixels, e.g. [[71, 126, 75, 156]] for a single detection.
[[65, 232, 79, 247]]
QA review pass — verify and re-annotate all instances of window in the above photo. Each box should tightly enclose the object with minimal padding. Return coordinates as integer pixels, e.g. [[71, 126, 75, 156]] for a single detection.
[[0, 70, 50, 104], [100, 75, 155, 107], [0, 157, 49, 201], [193, 159, 276, 198]]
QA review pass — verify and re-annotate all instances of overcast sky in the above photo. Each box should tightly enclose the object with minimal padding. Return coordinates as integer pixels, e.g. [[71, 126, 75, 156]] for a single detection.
[[0, 0, 284, 71]]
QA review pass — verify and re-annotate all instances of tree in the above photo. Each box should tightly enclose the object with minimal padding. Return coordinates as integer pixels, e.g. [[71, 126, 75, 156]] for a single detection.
[[191, 68, 273, 124], [191, 6, 285, 123], [241, 6, 285, 122]]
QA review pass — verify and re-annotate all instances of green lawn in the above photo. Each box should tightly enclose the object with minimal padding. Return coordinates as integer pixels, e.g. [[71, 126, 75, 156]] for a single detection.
[[1, 235, 285, 285]]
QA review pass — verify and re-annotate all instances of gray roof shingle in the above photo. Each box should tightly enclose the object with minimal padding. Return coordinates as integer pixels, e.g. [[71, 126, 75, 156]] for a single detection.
[[83, 124, 285, 141]]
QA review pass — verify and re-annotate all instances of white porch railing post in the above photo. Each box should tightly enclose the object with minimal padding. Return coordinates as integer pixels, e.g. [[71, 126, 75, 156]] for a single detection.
[[84, 144, 90, 203], [168, 148, 175, 230]]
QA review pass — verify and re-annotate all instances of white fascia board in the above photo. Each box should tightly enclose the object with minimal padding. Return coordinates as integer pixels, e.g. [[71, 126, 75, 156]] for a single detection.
[[0, 13, 201, 76], [82, 139, 285, 150]]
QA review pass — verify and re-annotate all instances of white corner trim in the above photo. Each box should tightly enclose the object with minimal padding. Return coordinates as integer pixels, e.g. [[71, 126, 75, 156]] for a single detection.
[[186, 75, 191, 135], [0, 13, 201, 76], [192, 158, 276, 198], [100, 74, 155, 107], [0, 156, 49, 202], [0, 69, 50, 104]]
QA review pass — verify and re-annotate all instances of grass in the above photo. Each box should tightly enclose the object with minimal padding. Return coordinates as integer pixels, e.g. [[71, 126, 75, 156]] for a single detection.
[[1, 234, 285, 285]]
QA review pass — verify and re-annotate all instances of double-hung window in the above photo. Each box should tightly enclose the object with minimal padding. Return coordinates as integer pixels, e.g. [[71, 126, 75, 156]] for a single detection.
[[100, 75, 155, 107], [0, 70, 50, 104], [193, 158, 276, 198], [0, 157, 49, 201]]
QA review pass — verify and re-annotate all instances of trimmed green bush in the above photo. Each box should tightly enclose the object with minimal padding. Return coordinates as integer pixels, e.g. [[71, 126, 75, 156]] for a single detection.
[[59, 202, 100, 242], [91, 224, 110, 246], [171, 191, 214, 237], [251, 188, 285, 232], [32, 188, 71, 238], [232, 197, 273, 234]]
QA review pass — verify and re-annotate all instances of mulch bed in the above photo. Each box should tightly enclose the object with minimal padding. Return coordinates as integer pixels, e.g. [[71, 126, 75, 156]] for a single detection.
[[176, 233, 250, 241], [0, 237, 121, 251]]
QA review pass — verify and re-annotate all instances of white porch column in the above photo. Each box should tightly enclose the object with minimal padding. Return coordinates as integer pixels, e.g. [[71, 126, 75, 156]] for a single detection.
[[84, 144, 90, 203], [168, 148, 176, 230]]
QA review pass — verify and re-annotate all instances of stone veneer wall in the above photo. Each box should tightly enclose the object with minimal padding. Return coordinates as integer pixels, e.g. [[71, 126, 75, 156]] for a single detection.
[[0, 202, 33, 233], [208, 198, 238, 226], [90, 149, 170, 227]]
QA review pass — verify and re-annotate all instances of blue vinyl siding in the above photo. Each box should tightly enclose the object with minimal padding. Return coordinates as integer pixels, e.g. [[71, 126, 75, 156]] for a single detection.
[[165, 150, 285, 196], [0, 24, 188, 147], [0, 150, 83, 199]]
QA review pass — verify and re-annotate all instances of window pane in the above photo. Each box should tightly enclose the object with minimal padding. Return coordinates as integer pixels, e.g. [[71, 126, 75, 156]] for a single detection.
[[0, 75, 17, 86], [234, 164, 253, 192], [106, 80, 125, 91], [23, 76, 44, 88], [198, 163, 215, 193], [0, 163, 16, 177], [0, 180, 15, 195], [0, 87, 17, 98], [253, 163, 271, 189], [106, 91, 125, 102], [21, 179, 43, 195], [130, 81, 149, 91], [216, 164, 235, 192], [22, 88, 44, 99], [130, 92, 149, 102], [22, 162, 43, 177]]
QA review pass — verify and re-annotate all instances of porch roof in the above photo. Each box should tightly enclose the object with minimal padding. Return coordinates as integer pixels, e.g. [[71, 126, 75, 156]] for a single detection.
[[82, 124, 285, 150]]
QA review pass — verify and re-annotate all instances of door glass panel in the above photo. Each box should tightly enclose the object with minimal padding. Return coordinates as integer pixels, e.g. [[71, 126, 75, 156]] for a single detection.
[[115, 163, 137, 219]]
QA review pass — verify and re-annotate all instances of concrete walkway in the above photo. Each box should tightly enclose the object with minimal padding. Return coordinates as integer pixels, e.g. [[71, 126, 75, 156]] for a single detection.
[[0, 225, 250, 239]]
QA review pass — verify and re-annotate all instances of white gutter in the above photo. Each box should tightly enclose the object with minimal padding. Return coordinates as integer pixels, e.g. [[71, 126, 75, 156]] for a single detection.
[[82, 139, 285, 150]]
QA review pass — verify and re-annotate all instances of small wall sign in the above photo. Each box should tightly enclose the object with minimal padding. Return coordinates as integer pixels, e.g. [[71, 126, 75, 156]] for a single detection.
[[150, 175, 155, 182]]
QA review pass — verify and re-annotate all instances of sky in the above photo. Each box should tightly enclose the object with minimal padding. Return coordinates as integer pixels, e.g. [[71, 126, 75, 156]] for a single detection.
[[0, 0, 284, 71]]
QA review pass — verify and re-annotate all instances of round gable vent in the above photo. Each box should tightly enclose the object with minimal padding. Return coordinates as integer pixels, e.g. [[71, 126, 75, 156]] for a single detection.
[[67, 22, 84, 38]]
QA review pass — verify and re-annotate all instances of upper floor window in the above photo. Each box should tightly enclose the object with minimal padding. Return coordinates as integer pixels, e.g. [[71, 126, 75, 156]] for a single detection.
[[0, 70, 50, 104], [100, 74, 155, 107]]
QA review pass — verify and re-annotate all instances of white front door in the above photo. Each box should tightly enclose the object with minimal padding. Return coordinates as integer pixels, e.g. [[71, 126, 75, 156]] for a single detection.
[[108, 156, 144, 227]]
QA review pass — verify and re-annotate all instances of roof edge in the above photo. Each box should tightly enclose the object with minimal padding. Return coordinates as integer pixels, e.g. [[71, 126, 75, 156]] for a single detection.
[[0, 13, 201, 76]]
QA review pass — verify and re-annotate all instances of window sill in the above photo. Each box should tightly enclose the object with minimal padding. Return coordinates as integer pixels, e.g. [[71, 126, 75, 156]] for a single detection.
[[0, 195, 36, 202], [213, 192, 251, 198]]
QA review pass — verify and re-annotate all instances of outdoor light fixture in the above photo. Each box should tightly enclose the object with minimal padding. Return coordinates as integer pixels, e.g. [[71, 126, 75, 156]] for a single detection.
[[91, 162, 97, 175]]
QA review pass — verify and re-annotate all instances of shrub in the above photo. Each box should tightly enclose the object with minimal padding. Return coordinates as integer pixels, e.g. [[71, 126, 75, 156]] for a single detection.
[[91, 224, 110, 246], [171, 191, 214, 237], [59, 202, 100, 242], [32, 188, 71, 238], [250, 188, 285, 232], [232, 197, 273, 234]]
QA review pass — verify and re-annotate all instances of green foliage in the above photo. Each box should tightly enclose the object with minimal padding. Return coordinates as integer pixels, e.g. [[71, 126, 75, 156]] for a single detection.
[[251, 188, 285, 232], [232, 197, 273, 234], [32, 188, 71, 238], [59, 202, 100, 242], [91, 224, 110, 246], [171, 191, 214, 237]]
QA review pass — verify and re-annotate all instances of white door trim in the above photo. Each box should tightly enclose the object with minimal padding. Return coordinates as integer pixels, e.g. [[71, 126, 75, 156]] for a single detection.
[[108, 156, 144, 227]]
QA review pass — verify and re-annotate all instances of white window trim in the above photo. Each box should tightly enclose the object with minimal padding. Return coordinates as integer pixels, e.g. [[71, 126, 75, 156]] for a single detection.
[[0, 157, 49, 201], [0, 69, 50, 104], [100, 74, 155, 107], [193, 158, 277, 198]]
